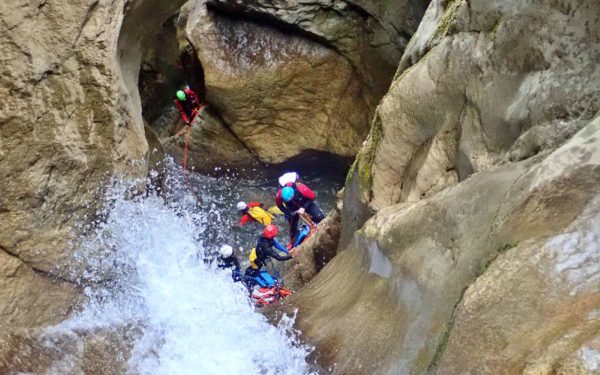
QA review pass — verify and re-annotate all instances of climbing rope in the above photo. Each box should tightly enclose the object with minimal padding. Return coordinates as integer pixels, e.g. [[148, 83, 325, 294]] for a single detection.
[[177, 105, 205, 203]]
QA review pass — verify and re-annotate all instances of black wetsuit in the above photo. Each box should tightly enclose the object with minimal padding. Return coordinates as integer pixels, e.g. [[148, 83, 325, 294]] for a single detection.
[[218, 255, 240, 271], [218, 255, 241, 282], [276, 185, 325, 241], [244, 236, 291, 286]]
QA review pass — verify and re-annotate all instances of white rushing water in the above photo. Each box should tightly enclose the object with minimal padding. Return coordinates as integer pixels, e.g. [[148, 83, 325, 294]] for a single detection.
[[47, 176, 312, 375]]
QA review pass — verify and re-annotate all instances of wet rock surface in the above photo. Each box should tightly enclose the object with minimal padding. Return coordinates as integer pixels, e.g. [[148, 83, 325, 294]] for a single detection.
[[162, 106, 262, 175], [0, 0, 187, 338]]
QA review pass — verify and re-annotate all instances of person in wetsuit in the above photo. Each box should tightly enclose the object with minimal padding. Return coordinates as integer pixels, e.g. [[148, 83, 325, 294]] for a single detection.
[[275, 182, 325, 243], [244, 225, 292, 287], [217, 244, 241, 282], [236, 201, 274, 227], [174, 87, 201, 124]]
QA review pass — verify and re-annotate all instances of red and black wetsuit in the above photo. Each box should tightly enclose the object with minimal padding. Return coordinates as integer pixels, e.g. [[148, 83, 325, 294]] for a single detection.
[[275, 182, 325, 241], [175, 88, 201, 123]]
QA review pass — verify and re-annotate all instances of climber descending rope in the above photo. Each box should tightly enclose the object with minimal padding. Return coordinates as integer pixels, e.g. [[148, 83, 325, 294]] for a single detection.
[[174, 87, 204, 203]]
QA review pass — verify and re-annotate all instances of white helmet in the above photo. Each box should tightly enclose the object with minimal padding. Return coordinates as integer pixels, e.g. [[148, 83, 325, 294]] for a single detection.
[[236, 201, 247, 211], [278, 172, 298, 187], [219, 244, 233, 258]]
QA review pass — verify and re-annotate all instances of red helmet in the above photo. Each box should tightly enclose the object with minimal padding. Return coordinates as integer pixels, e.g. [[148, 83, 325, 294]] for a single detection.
[[263, 225, 279, 239]]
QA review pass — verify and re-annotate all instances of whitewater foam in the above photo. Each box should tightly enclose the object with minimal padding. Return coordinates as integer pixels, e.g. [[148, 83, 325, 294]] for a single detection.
[[49, 179, 311, 375]]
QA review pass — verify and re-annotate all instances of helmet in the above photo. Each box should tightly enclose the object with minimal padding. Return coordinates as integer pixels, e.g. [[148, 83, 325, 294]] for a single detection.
[[263, 225, 279, 239], [281, 187, 294, 202], [219, 244, 233, 258], [236, 201, 247, 211], [278, 172, 298, 187], [176, 90, 186, 101]]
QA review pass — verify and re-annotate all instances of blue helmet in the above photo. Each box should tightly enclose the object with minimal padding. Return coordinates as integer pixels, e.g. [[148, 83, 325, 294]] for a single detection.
[[281, 187, 294, 202]]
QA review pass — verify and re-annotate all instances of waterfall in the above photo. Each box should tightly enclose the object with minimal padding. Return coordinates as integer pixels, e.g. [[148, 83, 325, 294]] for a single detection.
[[46, 170, 312, 374]]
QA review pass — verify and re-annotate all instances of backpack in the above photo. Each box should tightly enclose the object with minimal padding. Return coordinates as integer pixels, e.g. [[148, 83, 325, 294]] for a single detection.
[[249, 248, 259, 269], [247, 206, 274, 225]]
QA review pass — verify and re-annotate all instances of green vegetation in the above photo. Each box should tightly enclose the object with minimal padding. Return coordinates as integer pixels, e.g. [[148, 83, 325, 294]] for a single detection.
[[429, 324, 452, 369], [434, 0, 462, 40], [345, 158, 358, 185], [489, 19, 503, 37], [356, 113, 383, 192]]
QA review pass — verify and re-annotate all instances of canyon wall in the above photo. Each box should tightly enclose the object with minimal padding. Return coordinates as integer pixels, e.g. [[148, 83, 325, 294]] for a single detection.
[[289, 0, 600, 373], [0, 0, 187, 331]]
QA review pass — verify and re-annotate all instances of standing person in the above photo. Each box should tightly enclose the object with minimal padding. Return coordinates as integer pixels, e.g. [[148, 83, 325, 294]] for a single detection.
[[217, 244, 241, 282], [276, 181, 325, 242], [244, 225, 292, 287], [174, 86, 201, 124], [237, 201, 274, 227]]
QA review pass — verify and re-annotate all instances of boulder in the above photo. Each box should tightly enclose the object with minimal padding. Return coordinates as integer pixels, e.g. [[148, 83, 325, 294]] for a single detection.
[[290, 117, 600, 374], [181, 1, 375, 163], [281, 204, 342, 291], [206, 0, 429, 99]]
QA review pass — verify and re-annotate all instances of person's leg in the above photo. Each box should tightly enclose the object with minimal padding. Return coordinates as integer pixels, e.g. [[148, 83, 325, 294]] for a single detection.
[[306, 202, 325, 224], [244, 267, 259, 290], [289, 215, 299, 242]]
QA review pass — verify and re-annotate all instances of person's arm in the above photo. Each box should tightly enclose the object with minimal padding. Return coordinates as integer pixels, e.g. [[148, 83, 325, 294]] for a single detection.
[[233, 255, 241, 271], [272, 239, 289, 254], [175, 100, 189, 123], [267, 245, 292, 261], [297, 183, 316, 209]]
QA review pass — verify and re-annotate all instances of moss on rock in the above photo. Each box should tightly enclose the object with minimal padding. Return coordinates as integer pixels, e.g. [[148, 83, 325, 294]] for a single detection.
[[356, 113, 383, 193], [434, 0, 462, 40]]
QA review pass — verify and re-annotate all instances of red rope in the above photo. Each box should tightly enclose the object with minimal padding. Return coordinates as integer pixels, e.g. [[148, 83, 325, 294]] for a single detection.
[[180, 105, 205, 203]]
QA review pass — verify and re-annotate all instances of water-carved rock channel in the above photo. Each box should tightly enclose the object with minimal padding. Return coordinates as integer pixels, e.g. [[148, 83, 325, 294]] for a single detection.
[[1, 0, 600, 374]]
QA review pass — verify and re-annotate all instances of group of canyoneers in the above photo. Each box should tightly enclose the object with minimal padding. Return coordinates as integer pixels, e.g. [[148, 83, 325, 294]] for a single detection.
[[217, 172, 325, 306], [174, 88, 325, 306]]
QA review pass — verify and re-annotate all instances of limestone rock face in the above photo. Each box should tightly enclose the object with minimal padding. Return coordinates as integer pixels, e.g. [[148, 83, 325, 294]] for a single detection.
[[0, 251, 80, 330], [292, 117, 600, 374], [344, 0, 600, 239], [182, 2, 376, 163], [436, 198, 600, 375], [0, 325, 137, 374], [281, 204, 341, 291], [207, 0, 428, 99], [0, 0, 186, 330]]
